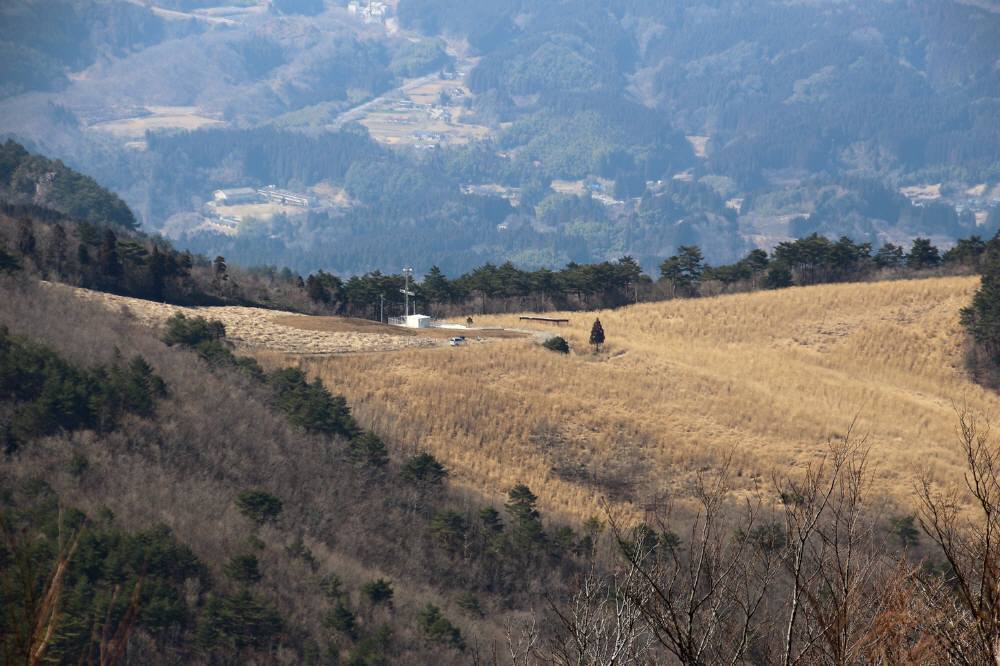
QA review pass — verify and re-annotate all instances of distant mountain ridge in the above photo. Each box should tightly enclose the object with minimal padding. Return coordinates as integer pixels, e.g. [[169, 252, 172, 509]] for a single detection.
[[0, 0, 996, 276]]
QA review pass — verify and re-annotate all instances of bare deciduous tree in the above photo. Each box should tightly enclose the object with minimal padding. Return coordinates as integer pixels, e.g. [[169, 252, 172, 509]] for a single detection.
[[916, 409, 1000, 665], [606, 455, 774, 665], [775, 430, 897, 665], [506, 614, 539, 666], [541, 563, 652, 665], [1, 508, 84, 666], [550, 429, 957, 666]]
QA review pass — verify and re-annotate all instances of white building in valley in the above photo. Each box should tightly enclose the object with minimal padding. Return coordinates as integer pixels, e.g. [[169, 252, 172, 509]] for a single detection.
[[212, 187, 259, 205]]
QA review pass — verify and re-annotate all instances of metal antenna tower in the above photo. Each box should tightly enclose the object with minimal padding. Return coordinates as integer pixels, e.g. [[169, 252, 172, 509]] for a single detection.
[[401, 267, 414, 317]]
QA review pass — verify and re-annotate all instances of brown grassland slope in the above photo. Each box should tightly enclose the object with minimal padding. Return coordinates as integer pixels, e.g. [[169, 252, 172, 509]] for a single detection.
[[273, 275, 992, 521]]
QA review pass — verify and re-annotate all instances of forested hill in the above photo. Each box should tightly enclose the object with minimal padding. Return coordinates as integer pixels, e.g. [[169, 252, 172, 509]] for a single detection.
[[0, 140, 136, 230], [402, 0, 999, 180]]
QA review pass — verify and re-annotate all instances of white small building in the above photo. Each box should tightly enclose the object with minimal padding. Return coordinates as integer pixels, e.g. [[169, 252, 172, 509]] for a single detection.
[[404, 314, 432, 328], [212, 188, 259, 205]]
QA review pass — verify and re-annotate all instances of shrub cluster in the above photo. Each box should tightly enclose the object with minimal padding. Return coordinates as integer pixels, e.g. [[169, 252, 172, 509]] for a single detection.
[[0, 326, 165, 450]]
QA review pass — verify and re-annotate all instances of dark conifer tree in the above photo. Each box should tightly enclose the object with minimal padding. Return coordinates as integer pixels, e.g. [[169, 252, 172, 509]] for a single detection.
[[98, 229, 122, 286], [46, 223, 67, 276], [148, 245, 167, 301], [505, 484, 545, 551], [906, 238, 941, 269], [962, 240, 1000, 364], [589, 318, 605, 352], [16, 218, 36, 258], [874, 243, 904, 268], [213, 255, 228, 281], [306, 274, 329, 303]]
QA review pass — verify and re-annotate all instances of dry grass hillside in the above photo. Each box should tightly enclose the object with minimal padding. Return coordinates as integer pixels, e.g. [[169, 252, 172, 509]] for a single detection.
[[270, 276, 993, 521], [60, 284, 440, 354]]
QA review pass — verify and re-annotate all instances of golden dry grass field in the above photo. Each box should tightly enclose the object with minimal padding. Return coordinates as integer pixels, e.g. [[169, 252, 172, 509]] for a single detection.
[[272, 275, 995, 521]]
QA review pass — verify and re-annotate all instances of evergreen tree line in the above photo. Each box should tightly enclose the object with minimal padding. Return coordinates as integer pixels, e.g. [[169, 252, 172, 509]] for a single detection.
[[0, 206, 340, 314], [0, 325, 165, 453], [961, 234, 1000, 386], [1, 486, 289, 663], [4, 201, 989, 322], [308, 233, 989, 319], [658, 233, 982, 296]]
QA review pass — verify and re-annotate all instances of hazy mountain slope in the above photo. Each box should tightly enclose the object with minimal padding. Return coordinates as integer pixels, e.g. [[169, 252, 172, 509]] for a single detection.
[[0, 139, 136, 229], [410, 0, 1000, 180], [0, 0, 996, 276], [0, 0, 184, 97]]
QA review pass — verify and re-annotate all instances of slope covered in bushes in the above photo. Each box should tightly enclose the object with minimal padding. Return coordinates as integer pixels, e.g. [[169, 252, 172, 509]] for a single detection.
[[0, 276, 592, 663]]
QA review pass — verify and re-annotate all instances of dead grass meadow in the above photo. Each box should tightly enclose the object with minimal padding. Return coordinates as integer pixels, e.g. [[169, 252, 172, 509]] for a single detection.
[[65, 275, 995, 522], [268, 275, 994, 521]]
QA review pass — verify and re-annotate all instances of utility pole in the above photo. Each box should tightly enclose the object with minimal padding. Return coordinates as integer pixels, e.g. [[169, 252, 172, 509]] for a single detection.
[[402, 267, 414, 318], [379, 293, 384, 322]]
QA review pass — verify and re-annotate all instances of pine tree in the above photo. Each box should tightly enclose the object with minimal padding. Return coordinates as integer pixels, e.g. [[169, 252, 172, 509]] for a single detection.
[[765, 265, 793, 289], [430, 511, 467, 555], [906, 238, 940, 269], [16, 219, 36, 258], [401, 453, 448, 487], [224, 554, 262, 584], [659, 245, 704, 295], [119, 355, 165, 417], [962, 249, 1000, 363], [236, 490, 284, 525], [213, 255, 228, 295], [148, 245, 167, 301], [479, 506, 503, 534], [325, 603, 356, 638], [349, 432, 389, 469], [421, 265, 452, 305], [361, 579, 394, 607], [589, 318, 605, 352], [46, 223, 67, 276], [505, 484, 544, 551], [306, 274, 329, 303], [98, 229, 122, 282], [417, 604, 464, 650], [874, 243, 904, 268]]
